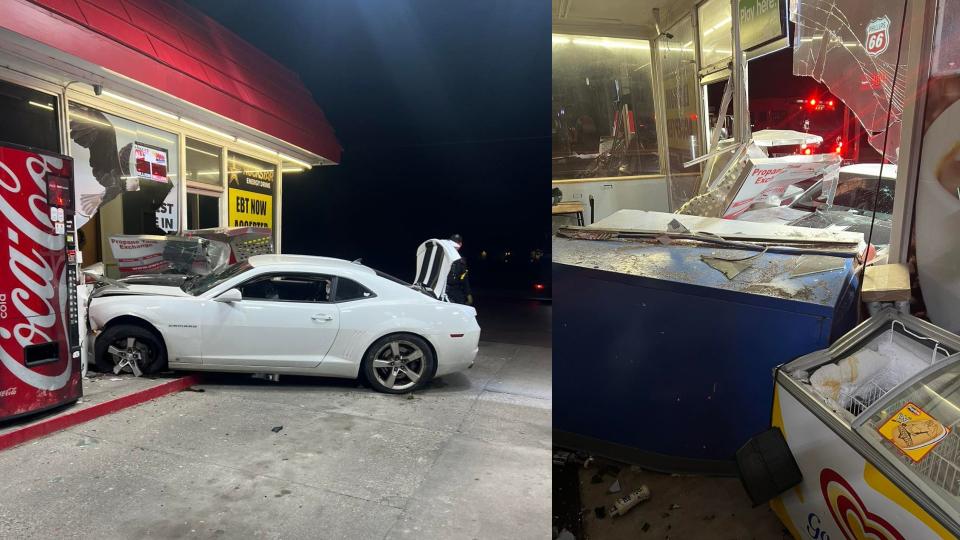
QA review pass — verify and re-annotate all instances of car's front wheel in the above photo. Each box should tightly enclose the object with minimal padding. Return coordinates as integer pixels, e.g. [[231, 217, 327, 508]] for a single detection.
[[94, 324, 167, 376], [362, 334, 435, 394]]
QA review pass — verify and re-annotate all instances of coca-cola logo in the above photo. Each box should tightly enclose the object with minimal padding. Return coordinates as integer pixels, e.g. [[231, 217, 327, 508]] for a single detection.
[[0, 149, 72, 391], [0, 387, 16, 397]]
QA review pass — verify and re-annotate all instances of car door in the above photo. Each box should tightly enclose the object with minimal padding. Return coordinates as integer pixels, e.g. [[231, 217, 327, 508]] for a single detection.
[[200, 272, 340, 369]]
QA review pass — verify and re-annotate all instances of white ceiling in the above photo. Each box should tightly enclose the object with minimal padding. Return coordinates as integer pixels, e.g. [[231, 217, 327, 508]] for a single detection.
[[552, 0, 700, 39]]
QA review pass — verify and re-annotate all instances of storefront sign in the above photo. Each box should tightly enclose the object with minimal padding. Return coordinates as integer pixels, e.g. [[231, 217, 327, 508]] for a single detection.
[[107, 236, 168, 275], [133, 142, 168, 183], [865, 16, 891, 56], [738, 0, 787, 51], [725, 154, 841, 218], [69, 104, 178, 233], [228, 167, 273, 229]]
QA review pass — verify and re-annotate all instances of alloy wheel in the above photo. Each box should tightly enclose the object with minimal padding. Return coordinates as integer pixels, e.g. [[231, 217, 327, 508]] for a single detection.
[[106, 336, 153, 377], [371, 339, 426, 391]]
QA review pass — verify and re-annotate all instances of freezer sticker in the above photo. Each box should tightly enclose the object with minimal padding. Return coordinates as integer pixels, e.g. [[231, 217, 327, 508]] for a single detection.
[[820, 469, 905, 540], [877, 402, 949, 462]]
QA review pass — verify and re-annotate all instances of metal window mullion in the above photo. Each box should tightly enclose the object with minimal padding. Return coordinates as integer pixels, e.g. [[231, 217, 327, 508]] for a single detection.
[[221, 147, 229, 228], [178, 132, 187, 233], [275, 164, 283, 254], [890, 0, 937, 263], [650, 37, 671, 204]]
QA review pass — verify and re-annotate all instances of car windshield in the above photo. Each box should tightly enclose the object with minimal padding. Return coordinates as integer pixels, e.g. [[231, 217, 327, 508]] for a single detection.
[[181, 261, 251, 295], [793, 176, 896, 219]]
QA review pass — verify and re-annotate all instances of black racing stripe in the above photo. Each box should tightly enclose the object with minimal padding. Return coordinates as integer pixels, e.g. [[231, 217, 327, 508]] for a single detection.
[[426, 242, 445, 291], [416, 241, 434, 285]]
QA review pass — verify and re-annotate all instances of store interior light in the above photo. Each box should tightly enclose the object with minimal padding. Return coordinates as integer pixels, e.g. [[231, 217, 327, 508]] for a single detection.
[[236, 137, 277, 156], [181, 118, 235, 141], [103, 90, 178, 120], [279, 153, 312, 169], [28, 100, 54, 111], [67, 112, 175, 144], [571, 37, 649, 50], [186, 145, 220, 158], [552, 36, 570, 45]]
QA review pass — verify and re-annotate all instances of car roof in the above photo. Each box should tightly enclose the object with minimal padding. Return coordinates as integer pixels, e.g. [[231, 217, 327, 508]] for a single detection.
[[247, 254, 376, 275]]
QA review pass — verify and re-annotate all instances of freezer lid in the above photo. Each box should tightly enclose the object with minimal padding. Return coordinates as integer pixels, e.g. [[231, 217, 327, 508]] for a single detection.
[[853, 353, 960, 524]]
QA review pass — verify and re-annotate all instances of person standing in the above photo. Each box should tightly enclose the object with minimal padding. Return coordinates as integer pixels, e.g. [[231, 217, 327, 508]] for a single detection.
[[446, 234, 473, 305]]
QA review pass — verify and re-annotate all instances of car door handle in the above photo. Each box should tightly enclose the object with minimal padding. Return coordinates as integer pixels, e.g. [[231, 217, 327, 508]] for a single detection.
[[312, 314, 334, 322]]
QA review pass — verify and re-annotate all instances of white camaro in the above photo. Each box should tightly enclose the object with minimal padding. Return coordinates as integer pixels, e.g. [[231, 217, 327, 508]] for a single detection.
[[87, 255, 481, 393]]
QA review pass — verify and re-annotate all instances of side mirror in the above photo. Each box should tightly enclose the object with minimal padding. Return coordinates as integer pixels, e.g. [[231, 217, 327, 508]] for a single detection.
[[215, 288, 243, 303]]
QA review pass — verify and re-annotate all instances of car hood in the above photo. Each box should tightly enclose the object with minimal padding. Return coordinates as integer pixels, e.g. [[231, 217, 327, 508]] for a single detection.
[[91, 283, 191, 299], [120, 274, 189, 287]]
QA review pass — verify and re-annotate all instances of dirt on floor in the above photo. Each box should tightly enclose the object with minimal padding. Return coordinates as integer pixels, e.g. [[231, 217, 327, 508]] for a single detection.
[[554, 455, 791, 540]]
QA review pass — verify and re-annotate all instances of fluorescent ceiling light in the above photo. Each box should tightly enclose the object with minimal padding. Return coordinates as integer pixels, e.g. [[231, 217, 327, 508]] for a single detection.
[[181, 118, 235, 141], [28, 100, 54, 111], [236, 138, 277, 156], [279, 153, 312, 169], [186, 145, 220, 158], [102, 90, 178, 120], [571, 38, 649, 50]]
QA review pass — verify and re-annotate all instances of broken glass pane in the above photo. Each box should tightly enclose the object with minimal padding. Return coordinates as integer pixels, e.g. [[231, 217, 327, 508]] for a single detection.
[[793, 0, 911, 163], [552, 34, 661, 180], [659, 16, 703, 209]]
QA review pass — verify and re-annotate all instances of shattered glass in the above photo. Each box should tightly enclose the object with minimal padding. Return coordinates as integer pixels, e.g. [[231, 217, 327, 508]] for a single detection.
[[659, 16, 703, 209], [793, 0, 911, 163]]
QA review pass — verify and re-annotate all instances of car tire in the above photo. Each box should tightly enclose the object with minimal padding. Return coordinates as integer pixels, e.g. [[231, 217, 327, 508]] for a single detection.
[[94, 324, 167, 376], [362, 333, 435, 394]]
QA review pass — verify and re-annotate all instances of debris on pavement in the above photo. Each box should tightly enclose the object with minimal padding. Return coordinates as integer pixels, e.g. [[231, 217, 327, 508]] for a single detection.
[[590, 474, 603, 484], [556, 529, 575, 540], [593, 506, 606, 519], [271, 426, 283, 433], [641, 522, 651, 532], [608, 479, 621, 493], [669, 503, 681, 510], [184, 386, 205, 393], [609, 485, 651, 517]]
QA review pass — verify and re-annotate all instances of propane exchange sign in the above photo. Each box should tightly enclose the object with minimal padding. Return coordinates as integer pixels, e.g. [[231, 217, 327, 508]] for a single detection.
[[228, 167, 273, 229]]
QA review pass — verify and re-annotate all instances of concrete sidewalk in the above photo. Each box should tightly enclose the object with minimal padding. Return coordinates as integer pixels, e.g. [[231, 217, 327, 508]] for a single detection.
[[0, 341, 551, 539]]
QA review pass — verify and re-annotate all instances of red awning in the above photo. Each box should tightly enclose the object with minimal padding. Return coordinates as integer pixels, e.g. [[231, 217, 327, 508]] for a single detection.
[[3, 0, 341, 163]]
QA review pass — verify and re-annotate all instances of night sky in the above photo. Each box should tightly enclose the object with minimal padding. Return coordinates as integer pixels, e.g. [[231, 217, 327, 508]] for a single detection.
[[187, 0, 552, 288]]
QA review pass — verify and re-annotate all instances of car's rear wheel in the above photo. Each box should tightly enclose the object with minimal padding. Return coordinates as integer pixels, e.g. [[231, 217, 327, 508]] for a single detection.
[[94, 324, 167, 376], [363, 334, 434, 394]]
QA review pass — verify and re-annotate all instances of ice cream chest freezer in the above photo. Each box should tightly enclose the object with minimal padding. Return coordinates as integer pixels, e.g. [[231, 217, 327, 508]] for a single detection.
[[743, 308, 960, 538], [553, 210, 864, 473]]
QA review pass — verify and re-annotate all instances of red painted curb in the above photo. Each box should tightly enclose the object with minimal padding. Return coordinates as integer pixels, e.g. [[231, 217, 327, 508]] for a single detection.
[[0, 374, 203, 452]]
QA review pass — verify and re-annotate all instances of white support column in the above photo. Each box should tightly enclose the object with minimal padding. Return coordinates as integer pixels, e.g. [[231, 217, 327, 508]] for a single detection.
[[275, 164, 283, 254], [221, 147, 229, 227], [890, 0, 936, 263], [177, 132, 187, 232], [730, 0, 749, 143]]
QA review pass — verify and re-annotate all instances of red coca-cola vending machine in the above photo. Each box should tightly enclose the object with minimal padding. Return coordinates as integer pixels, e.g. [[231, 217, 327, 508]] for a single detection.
[[0, 142, 82, 420]]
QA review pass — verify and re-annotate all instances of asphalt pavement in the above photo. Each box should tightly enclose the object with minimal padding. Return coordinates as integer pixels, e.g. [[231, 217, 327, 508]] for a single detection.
[[0, 299, 552, 539]]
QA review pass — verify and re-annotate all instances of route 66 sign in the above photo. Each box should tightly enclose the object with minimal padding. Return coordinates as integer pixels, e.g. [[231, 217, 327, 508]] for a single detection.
[[866, 16, 891, 56]]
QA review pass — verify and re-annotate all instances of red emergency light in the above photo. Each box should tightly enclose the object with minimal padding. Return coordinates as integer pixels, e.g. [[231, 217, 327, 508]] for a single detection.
[[803, 147, 813, 155], [808, 98, 817, 106], [534, 283, 545, 291]]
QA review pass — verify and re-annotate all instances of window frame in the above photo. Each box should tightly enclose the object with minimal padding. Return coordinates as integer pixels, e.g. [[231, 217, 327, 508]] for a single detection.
[[235, 271, 335, 304], [332, 276, 377, 303]]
